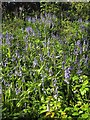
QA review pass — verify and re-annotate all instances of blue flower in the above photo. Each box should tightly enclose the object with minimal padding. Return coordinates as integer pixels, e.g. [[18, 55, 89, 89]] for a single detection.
[[26, 16, 31, 22], [15, 88, 21, 95], [65, 68, 70, 79], [32, 17, 36, 22], [26, 27, 33, 33], [77, 69, 82, 75], [64, 67, 71, 84], [33, 58, 38, 67], [78, 18, 82, 23], [26, 27, 35, 36], [0, 33, 3, 39], [5, 32, 13, 44]]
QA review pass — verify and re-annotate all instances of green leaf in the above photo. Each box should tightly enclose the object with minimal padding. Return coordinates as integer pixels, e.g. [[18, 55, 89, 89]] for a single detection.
[[40, 109, 47, 114], [82, 113, 88, 118], [72, 112, 79, 116], [79, 111, 83, 114]]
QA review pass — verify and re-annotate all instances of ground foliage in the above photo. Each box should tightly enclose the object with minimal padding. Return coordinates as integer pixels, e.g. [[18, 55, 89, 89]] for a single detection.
[[1, 2, 90, 120]]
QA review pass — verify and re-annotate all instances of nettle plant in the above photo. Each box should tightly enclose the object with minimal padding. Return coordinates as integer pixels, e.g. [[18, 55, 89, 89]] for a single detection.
[[2, 12, 90, 120]]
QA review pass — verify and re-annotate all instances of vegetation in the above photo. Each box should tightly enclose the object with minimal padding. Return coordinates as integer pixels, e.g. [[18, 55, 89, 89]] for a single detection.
[[1, 2, 90, 120]]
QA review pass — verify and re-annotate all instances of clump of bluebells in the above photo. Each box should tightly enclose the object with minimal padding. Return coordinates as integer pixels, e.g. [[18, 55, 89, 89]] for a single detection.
[[1, 11, 90, 120]]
